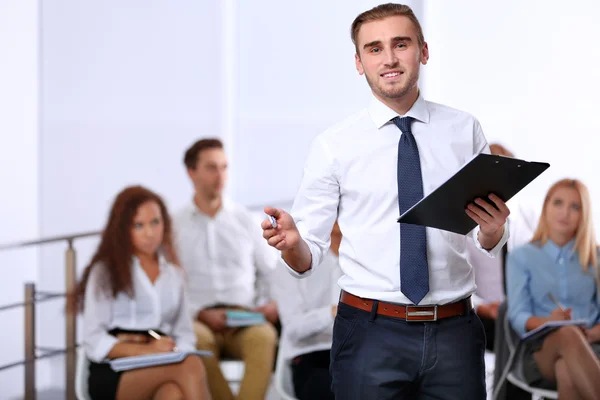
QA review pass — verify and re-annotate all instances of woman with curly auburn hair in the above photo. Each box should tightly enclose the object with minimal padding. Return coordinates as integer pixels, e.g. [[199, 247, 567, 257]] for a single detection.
[[73, 185, 210, 400]]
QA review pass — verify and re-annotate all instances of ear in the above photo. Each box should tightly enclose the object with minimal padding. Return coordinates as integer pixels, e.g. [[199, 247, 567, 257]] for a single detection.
[[420, 42, 430, 66], [186, 167, 196, 180], [355, 53, 364, 75]]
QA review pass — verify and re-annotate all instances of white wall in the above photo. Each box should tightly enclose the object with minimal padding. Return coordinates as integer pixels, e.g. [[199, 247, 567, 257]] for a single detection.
[[0, 0, 45, 397], [422, 0, 600, 227], [38, 0, 225, 388], [234, 0, 425, 205]]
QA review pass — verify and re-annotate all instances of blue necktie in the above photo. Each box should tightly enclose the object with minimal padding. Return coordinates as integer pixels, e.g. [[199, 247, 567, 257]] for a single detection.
[[393, 116, 429, 305]]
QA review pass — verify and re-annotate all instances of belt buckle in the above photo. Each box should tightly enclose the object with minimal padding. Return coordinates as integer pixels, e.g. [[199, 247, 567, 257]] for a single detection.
[[405, 305, 438, 322]]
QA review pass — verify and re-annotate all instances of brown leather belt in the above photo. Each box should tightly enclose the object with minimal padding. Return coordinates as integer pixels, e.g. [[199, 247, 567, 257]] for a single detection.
[[339, 290, 472, 322]]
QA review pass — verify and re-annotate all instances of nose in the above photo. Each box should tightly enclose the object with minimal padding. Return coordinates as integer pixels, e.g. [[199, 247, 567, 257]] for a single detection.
[[217, 169, 227, 184], [144, 225, 155, 237], [384, 48, 399, 68], [558, 206, 571, 221]]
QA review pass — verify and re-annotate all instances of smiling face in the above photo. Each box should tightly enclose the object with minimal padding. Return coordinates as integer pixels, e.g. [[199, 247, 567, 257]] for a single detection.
[[354, 15, 429, 104]]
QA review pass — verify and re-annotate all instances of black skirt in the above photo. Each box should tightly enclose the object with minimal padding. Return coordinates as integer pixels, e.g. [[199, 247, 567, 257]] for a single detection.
[[88, 361, 123, 400], [87, 327, 166, 400]]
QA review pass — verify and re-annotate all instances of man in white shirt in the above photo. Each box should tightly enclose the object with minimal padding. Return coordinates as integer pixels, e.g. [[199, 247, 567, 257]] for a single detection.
[[271, 222, 342, 400], [174, 138, 278, 400], [261, 4, 510, 399]]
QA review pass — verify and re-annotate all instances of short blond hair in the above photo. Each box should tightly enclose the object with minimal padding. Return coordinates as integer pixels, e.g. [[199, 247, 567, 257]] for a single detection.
[[350, 3, 425, 55], [531, 179, 598, 274]]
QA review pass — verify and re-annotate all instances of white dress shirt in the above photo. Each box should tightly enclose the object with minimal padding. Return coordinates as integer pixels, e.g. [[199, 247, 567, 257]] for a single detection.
[[272, 251, 342, 360], [82, 256, 196, 363], [287, 94, 509, 305], [174, 199, 278, 317]]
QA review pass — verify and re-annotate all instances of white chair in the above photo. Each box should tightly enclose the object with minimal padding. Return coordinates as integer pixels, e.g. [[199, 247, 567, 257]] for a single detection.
[[496, 308, 558, 400], [484, 350, 496, 400], [75, 347, 91, 400], [220, 357, 245, 394], [273, 341, 298, 400]]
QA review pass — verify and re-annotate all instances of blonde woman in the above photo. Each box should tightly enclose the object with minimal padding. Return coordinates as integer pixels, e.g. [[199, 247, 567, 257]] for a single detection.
[[507, 179, 600, 399]]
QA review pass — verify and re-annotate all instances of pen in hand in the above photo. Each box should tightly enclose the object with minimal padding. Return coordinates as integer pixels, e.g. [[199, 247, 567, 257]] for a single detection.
[[547, 292, 565, 311], [547, 292, 572, 320], [148, 329, 178, 352]]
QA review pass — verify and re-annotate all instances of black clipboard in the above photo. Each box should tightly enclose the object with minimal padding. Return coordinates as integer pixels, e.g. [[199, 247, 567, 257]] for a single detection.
[[397, 154, 550, 235]]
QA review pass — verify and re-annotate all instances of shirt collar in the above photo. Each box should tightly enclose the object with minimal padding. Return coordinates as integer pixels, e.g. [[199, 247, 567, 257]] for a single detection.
[[132, 253, 168, 273], [367, 91, 430, 129], [189, 196, 232, 217], [542, 238, 577, 262]]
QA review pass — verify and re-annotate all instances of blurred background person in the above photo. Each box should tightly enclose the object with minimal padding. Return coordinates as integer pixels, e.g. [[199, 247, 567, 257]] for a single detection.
[[507, 179, 600, 398], [272, 222, 342, 400], [72, 186, 210, 400], [468, 142, 539, 352], [174, 138, 278, 400]]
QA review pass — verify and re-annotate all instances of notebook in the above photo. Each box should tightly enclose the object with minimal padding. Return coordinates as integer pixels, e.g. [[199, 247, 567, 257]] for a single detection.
[[397, 153, 550, 235], [225, 310, 266, 327], [521, 319, 588, 341], [109, 350, 213, 372]]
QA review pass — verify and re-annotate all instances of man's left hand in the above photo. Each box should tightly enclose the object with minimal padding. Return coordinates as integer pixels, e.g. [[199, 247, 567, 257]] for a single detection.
[[465, 193, 510, 249], [254, 300, 279, 324]]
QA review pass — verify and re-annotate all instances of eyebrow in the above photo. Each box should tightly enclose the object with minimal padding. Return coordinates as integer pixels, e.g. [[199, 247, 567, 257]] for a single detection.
[[363, 36, 412, 49]]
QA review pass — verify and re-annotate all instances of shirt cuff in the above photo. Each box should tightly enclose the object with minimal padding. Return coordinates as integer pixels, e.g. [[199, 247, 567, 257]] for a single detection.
[[175, 341, 196, 352], [316, 305, 335, 334], [87, 335, 119, 363], [471, 294, 485, 310], [472, 221, 510, 258], [281, 240, 320, 279], [513, 312, 532, 337]]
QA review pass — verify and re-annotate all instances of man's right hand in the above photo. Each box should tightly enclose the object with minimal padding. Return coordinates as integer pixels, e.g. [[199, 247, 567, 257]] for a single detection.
[[476, 302, 500, 320], [197, 309, 227, 332], [261, 207, 301, 251], [331, 305, 338, 318]]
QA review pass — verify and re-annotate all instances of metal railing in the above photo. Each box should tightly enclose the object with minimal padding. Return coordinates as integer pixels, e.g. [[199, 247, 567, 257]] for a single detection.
[[0, 199, 292, 400], [0, 230, 101, 400]]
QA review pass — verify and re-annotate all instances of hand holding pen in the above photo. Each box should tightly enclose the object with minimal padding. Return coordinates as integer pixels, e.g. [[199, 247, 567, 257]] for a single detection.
[[148, 330, 178, 352], [547, 293, 572, 321]]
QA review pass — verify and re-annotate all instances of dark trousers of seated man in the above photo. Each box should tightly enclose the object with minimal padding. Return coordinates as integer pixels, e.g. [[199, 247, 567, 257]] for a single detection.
[[479, 314, 496, 351], [291, 350, 334, 400], [195, 319, 277, 400], [480, 314, 530, 399], [331, 301, 487, 400]]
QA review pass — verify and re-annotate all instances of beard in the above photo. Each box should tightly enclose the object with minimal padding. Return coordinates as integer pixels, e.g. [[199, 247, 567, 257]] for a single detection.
[[364, 69, 419, 100]]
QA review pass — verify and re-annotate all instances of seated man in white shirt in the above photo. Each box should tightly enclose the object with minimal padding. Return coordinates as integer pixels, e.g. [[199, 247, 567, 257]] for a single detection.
[[272, 222, 342, 400], [174, 138, 278, 400], [469, 143, 540, 351]]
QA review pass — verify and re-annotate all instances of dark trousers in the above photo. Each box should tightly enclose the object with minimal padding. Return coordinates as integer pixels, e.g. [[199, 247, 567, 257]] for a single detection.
[[330, 302, 487, 400], [291, 350, 334, 400], [479, 314, 496, 351]]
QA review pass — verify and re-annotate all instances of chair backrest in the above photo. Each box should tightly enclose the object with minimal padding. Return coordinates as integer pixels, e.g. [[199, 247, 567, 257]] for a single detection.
[[274, 337, 298, 400], [75, 346, 91, 400], [493, 301, 558, 400], [75, 347, 91, 400]]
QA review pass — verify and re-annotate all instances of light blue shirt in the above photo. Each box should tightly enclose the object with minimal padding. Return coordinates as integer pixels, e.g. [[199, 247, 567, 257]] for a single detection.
[[507, 239, 600, 336]]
